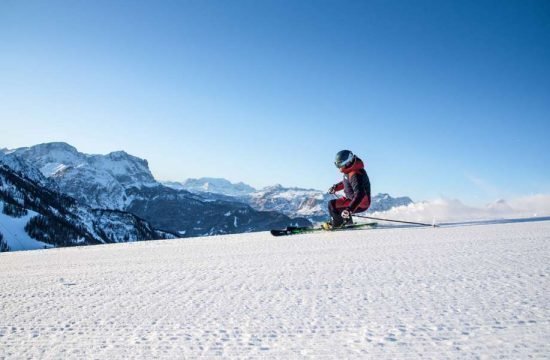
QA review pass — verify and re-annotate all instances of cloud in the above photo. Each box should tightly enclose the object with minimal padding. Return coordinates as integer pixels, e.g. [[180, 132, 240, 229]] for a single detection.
[[371, 194, 550, 223], [507, 194, 550, 215]]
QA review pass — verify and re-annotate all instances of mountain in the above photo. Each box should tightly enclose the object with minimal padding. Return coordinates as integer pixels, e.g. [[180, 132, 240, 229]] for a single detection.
[[2, 143, 311, 242], [124, 184, 310, 237], [165, 177, 256, 197], [7, 142, 157, 210], [0, 162, 175, 252], [170, 180, 330, 220], [247, 185, 330, 221], [369, 193, 414, 213], [0, 149, 53, 187]]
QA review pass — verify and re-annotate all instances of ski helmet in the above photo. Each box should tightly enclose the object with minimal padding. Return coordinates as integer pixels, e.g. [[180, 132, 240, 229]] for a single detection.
[[335, 150, 355, 169]]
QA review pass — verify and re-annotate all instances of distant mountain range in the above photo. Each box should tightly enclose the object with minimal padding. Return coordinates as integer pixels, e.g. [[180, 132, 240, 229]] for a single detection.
[[1, 142, 412, 252], [163, 178, 414, 221], [176, 177, 256, 197]]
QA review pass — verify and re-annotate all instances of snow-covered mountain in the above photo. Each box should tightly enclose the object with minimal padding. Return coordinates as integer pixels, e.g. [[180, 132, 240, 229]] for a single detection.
[[0, 163, 175, 252], [6, 142, 157, 210], [164, 177, 256, 197], [124, 185, 310, 238], [0, 149, 53, 187], [369, 193, 414, 212], [1, 143, 311, 246], [246, 184, 329, 220]]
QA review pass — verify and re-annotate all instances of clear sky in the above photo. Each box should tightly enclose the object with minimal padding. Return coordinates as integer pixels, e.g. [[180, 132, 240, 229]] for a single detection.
[[1, 0, 549, 204]]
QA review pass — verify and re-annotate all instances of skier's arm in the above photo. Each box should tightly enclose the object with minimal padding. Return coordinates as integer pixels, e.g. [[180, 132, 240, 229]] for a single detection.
[[328, 181, 344, 194]]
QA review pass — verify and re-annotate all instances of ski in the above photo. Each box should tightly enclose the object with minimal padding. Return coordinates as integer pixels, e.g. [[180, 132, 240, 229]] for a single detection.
[[270, 222, 377, 237]]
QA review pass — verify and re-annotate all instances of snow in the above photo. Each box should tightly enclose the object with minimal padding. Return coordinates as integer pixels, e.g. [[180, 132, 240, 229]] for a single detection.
[[0, 203, 53, 251], [40, 162, 71, 177], [0, 220, 549, 358], [179, 177, 256, 196], [296, 203, 325, 216], [250, 187, 323, 201]]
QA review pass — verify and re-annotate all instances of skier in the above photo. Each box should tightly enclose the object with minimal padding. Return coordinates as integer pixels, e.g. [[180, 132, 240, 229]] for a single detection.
[[322, 150, 371, 230]]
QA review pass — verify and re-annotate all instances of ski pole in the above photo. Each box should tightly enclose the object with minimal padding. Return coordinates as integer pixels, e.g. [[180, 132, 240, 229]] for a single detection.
[[354, 214, 438, 227], [328, 194, 437, 227]]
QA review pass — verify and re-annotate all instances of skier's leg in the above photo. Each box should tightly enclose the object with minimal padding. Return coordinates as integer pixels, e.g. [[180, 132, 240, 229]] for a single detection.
[[353, 196, 371, 215], [328, 197, 351, 227], [361, 195, 371, 212], [328, 199, 341, 225]]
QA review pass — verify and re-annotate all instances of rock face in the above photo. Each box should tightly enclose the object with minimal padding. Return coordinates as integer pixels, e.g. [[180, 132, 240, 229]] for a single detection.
[[7, 142, 157, 210]]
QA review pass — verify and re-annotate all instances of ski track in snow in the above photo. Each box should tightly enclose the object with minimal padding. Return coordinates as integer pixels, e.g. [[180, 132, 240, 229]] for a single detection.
[[1, 221, 549, 359]]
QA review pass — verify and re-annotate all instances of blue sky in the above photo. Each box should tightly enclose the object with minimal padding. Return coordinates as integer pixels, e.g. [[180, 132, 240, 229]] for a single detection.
[[1, 0, 549, 204]]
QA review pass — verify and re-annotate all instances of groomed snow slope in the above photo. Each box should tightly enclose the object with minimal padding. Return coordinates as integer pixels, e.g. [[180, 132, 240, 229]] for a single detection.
[[1, 221, 549, 359]]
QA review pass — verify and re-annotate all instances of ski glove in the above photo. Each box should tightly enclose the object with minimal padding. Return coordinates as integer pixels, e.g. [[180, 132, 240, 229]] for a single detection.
[[328, 184, 338, 194], [341, 209, 351, 219]]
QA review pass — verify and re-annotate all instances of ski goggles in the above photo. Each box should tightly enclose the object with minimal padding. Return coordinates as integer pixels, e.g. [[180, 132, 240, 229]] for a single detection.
[[335, 156, 354, 169]]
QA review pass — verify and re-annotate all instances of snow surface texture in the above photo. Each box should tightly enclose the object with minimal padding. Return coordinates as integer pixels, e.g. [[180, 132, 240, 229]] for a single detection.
[[1, 221, 549, 359]]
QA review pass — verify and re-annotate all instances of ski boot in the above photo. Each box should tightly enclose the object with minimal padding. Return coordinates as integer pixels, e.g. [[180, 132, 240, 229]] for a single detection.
[[321, 221, 333, 231], [342, 217, 353, 227], [321, 217, 353, 231]]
